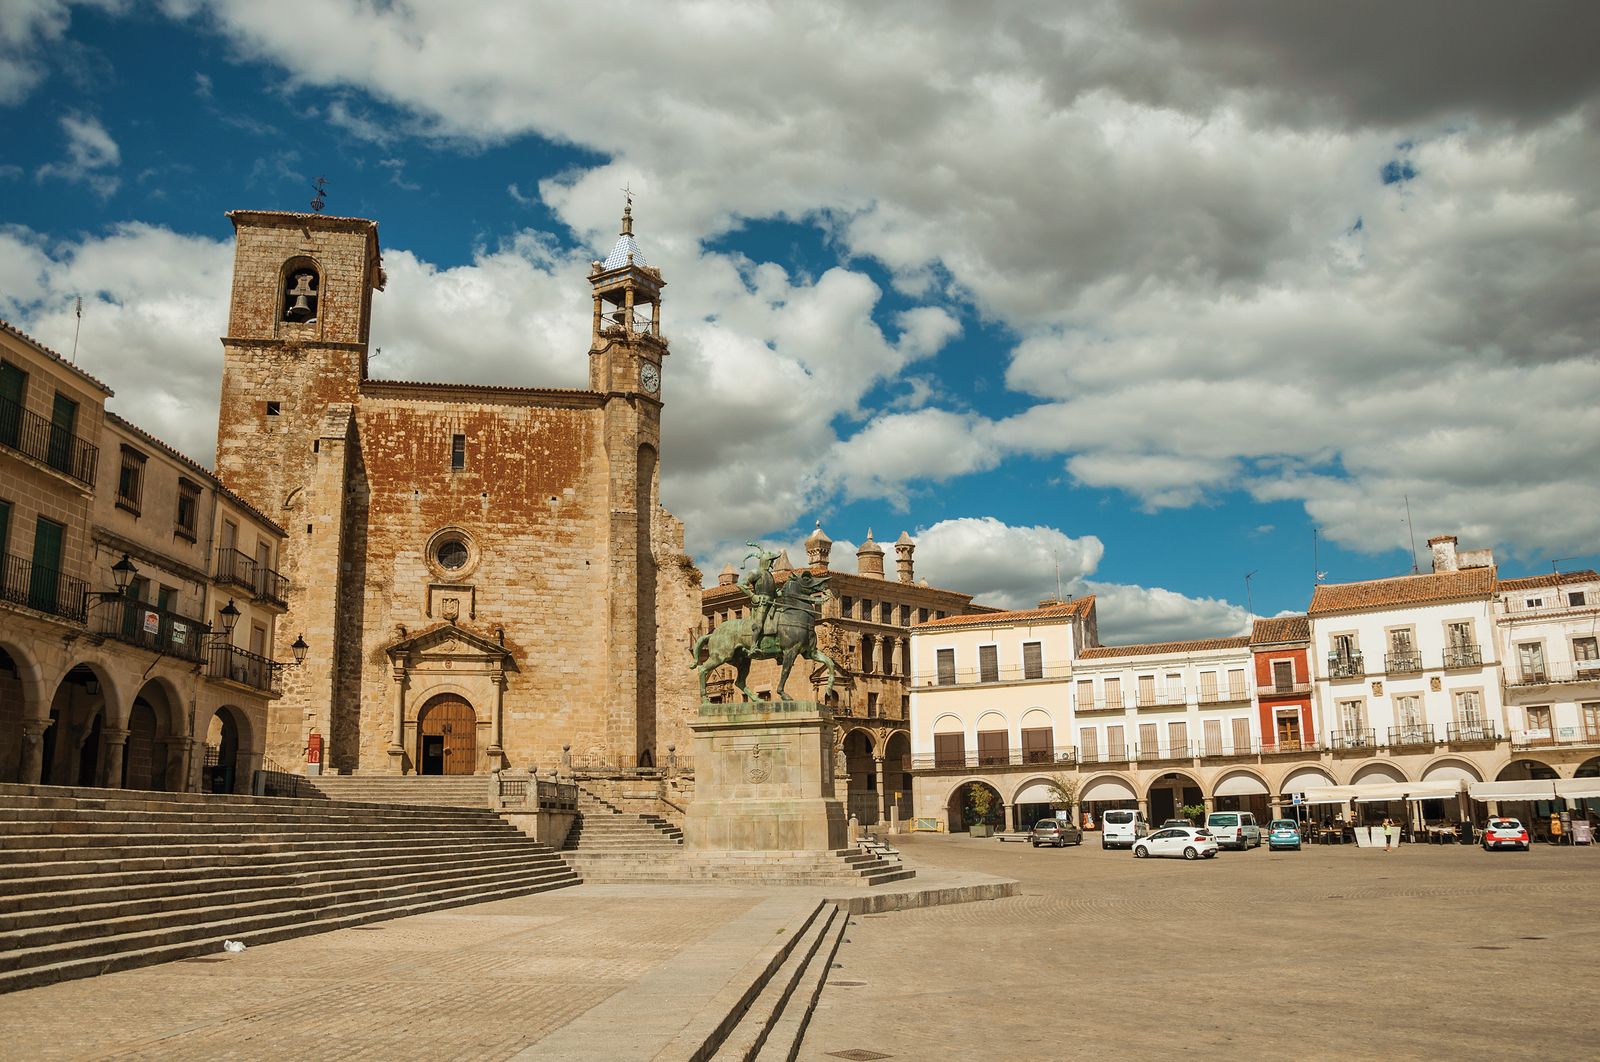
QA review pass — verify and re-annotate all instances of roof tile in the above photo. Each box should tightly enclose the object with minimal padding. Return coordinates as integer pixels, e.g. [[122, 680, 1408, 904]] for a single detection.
[[1251, 615, 1310, 645], [1077, 635, 1250, 660], [1307, 567, 1496, 616], [914, 595, 1096, 631]]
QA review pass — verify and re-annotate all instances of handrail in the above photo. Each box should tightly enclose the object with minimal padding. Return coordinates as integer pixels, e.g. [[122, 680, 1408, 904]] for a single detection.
[[0, 552, 88, 622], [0, 393, 98, 486], [94, 596, 209, 662]]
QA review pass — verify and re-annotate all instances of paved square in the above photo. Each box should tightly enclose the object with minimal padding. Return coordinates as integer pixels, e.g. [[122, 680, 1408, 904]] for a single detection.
[[800, 834, 1600, 1062]]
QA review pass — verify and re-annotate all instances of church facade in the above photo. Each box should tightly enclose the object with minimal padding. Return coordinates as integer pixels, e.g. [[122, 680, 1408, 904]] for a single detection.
[[213, 205, 702, 777]]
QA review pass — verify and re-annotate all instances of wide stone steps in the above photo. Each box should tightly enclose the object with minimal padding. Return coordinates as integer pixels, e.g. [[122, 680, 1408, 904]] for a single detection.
[[561, 850, 916, 888], [0, 786, 580, 993], [712, 902, 848, 1062], [302, 776, 492, 808]]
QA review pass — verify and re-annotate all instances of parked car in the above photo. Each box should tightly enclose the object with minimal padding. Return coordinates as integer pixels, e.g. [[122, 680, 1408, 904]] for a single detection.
[[1267, 819, 1302, 851], [1205, 811, 1262, 850], [1133, 826, 1218, 860], [1482, 817, 1531, 851], [1030, 819, 1084, 847], [1160, 818, 1192, 829], [1100, 809, 1150, 850]]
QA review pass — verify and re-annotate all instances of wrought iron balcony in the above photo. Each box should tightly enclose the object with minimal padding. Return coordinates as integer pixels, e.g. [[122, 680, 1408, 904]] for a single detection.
[[1077, 695, 1127, 713], [913, 746, 1079, 771], [1443, 644, 1482, 669], [214, 547, 258, 595], [1387, 725, 1437, 748], [0, 552, 87, 622], [1384, 652, 1424, 674], [1263, 739, 1322, 755], [1328, 728, 1377, 751], [1506, 661, 1600, 686], [0, 394, 99, 486], [93, 597, 209, 663], [254, 565, 289, 608], [1198, 688, 1252, 706], [1257, 681, 1312, 698], [1135, 742, 1192, 761], [1446, 722, 1498, 744], [1327, 652, 1365, 679], [1077, 745, 1130, 765], [206, 643, 279, 694]]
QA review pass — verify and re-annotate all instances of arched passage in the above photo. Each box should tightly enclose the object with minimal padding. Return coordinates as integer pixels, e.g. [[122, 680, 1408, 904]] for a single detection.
[[417, 694, 478, 775], [1212, 769, 1271, 821], [43, 664, 110, 787], [125, 679, 184, 792], [883, 730, 912, 823], [1080, 773, 1139, 831], [946, 779, 1003, 833], [1279, 765, 1337, 827], [203, 708, 243, 794], [0, 644, 30, 783], [1491, 758, 1563, 835], [1146, 769, 1204, 824], [842, 728, 878, 825]]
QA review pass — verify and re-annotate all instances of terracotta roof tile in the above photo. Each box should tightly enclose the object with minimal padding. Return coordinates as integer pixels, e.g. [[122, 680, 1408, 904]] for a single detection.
[[0, 318, 115, 395], [1251, 615, 1310, 645], [914, 595, 1096, 631], [1497, 570, 1599, 593], [1307, 567, 1496, 616], [1077, 635, 1250, 660]]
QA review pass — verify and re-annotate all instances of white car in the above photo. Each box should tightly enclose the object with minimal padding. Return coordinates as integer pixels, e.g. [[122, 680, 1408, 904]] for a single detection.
[[1132, 826, 1219, 861], [1481, 817, 1531, 851]]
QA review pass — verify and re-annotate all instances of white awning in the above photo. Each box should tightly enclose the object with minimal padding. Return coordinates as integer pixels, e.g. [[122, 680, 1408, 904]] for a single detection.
[[1296, 785, 1354, 804], [1013, 783, 1057, 804], [1081, 777, 1138, 803], [1214, 773, 1269, 797], [1469, 780, 1559, 802], [1553, 779, 1600, 801], [1351, 780, 1465, 803]]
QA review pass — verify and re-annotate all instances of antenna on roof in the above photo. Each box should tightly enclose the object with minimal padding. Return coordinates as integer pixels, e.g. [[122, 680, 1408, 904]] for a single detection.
[[1054, 550, 1063, 602], [70, 296, 82, 363], [1244, 570, 1258, 617], [1313, 526, 1325, 582], [1403, 495, 1419, 574], [310, 176, 328, 213]]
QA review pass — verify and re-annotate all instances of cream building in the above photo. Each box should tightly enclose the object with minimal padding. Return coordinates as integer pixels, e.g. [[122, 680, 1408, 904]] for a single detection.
[[1494, 568, 1600, 759], [1, 319, 292, 794]]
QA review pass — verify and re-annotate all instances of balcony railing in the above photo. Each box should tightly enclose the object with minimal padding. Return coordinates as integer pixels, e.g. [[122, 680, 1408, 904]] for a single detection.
[[93, 597, 209, 663], [1443, 645, 1483, 669], [1257, 682, 1312, 698], [1135, 689, 1187, 709], [1509, 728, 1600, 751], [914, 746, 1079, 771], [207, 644, 278, 694], [1198, 689, 1251, 706], [1135, 743, 1192, 761], [916, 662, 1072, 687], [1384, 652, 1423, 674], [1077, 745, 1130, 765], [254, 565, 288, 607], [0, 394, 99, 486], [1507, 660, 1600, 686], [1387, 725, 1437, 748], [1263, 739, 1322, 755], [0, 552, 88, 622], [1446, 723, 1498, 743], [1076, 695, 1127, 713], [1328, 728, 1378, 751], [1327, 652, 1365, 679], [215, 547, 258, 595]]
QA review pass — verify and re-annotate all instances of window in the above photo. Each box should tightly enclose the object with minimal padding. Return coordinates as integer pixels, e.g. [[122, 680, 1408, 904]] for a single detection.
[[27, 516, 64, 611], [841, 595, 852, 617], [1525, 598, 1544, 609], [450, 434, 466, 471], [116, 446, 146, 512], [1517, 642, 1547, 683], [1332, 633, 1358, 660], [1396, 695, 1422, 732], [1337, 699, 1365, 734], [1137, 675, 1155, 707], [866, 692, 878, 717], [1199, 671, 1218, 702], [1454, 690, 1483, 727], [1231, 717, 1251, 753], [1107, 724, 1125, 756], [1228, 669, 1247, 699], [1079, 727, 1099, 761], [157, 585, 176, 611], [977, 728, 1008, 766], [1526, 706, 1552, 739], [1575, 637, 1599, 668], [0, 499, 9, 554], [860, 636, 875, 673], [978, 645, 999, 683], [1168, 721, 1188, 754], [1075, 678, 1093, 708], [175, 478, 200, 539], [1271, 660, 1295, 692], [1446, 621, 1474, 647], [1138, 722, 1159, 755], [437, 540, 468, 570], [881, 638, 895, 676], [933, 732, 965, 768], [266, 401, 281, 416], [880, 601, 892, 624], [47, 392, 77, 474], [1570, 591, 1587, 607], [1203, 718, 1222, 755], [935, 648, 955, 686], [1020, 727, 1052, 763], [0, 359, 25, 448], [1104, 677, 1122, 707], [918, 608, 928, 624], [1584, 702, 1600, 740], [900, 604, 910, 626], [1022, 641, 1043, 680]]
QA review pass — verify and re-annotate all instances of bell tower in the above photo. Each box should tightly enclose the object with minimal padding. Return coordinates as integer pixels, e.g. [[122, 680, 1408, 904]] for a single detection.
[[588, 200, 667, 397]]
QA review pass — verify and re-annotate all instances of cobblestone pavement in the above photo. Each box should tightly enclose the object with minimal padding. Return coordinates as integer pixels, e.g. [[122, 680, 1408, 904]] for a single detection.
[[800, 834, 1600, 1062], [0, 887, 764, 1061]]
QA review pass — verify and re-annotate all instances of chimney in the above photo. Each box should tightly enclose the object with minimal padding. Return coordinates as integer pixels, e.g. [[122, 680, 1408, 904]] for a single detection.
[[1428, 534, 1458, 573], [856, 529, 885, 578], [894, 531, 915, 583]]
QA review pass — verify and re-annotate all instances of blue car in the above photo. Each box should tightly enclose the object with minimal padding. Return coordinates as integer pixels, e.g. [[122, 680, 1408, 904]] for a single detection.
[[1267, 819, 1302, 851]]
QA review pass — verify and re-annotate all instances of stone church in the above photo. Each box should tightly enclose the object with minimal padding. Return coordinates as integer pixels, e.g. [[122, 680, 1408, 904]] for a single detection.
[[213, 204, 702, 776]]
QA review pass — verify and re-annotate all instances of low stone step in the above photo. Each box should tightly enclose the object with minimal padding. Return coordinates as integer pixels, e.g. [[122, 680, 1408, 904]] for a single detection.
[[713, 904, 841, 1062], [754, 907, 849, 1061]]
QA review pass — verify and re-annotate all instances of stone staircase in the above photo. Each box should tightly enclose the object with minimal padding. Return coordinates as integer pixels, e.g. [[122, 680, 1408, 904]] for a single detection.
[[562, 787, 915, 887], [0, 782, 578, 994], [301, 774, 492, 808], [706, 900, 850, 1061]]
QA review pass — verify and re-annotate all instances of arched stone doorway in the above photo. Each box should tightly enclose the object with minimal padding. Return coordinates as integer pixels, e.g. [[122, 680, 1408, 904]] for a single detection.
[[0, 645, 26, 782], [1080, 774, 1140, 832], [44, 665, 108, 787], [946, 779, 1003, 833], [204, 707, 247, 794], [1146, 770, 1203, 824], [842, 729, 877, 825], [123, 679, 183, 792], [883, 730, 912, 823], [1213, 770, 1271, 822], [418, 694, 478, 775]]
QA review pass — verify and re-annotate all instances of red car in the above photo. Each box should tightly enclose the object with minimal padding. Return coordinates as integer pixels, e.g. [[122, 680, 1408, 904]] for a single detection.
[[1482, 817, 1531, 851]]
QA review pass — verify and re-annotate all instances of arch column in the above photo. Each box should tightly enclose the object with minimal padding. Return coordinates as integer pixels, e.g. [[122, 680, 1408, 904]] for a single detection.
[[874, 755, 888, 822], [102, 727, 130, 789], [20, 717, 51, 785], [486, 667, 506, 771], [389, 665, 408, 775]]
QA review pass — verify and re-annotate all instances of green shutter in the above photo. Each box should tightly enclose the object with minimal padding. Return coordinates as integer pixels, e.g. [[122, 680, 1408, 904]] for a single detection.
[[0, 361, 23, 448], [28, 517, 63, 612], [0, 500, 10, 555], [47, 392, 77, 473]]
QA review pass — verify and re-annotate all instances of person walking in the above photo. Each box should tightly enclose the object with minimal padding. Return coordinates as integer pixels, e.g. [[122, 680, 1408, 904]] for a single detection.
[[1383, 818, 1394, 852]]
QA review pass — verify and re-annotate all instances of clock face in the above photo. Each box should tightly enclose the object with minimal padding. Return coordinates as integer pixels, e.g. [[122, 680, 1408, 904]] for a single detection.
[[640, 361, 660, 394]]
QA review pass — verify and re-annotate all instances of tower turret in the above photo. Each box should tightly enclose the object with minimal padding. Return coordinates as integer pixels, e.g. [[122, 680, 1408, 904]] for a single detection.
[[588, 199, 667, 396]]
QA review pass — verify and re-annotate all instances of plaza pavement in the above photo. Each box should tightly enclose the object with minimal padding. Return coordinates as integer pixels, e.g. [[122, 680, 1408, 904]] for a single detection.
[[800, 832, 1600, 1062]]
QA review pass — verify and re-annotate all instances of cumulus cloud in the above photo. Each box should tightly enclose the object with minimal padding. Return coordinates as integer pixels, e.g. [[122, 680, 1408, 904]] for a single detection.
[[35, 113, 121, 197], [0, 0, 73, 104]]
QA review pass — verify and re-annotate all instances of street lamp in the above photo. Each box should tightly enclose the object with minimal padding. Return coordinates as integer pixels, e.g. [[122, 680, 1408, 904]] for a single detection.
[[290, 634, 309, 666], [88, 553, 139, 605]]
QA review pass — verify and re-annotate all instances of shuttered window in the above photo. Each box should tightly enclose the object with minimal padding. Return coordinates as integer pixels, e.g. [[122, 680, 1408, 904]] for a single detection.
[[1199, 671, 1218, 701], [977, 729, 1009, 766], [1138, 722, 1158, 755], [1104, 677, 1122, 707], [933, 732, 965, 768], [1231, 717, 1252, 753], [1204, 719, 1223, 755], [1272, 660, 1295, 691], [1137, 675, 1155, 707], [936, 648, 955, 686], [1168, 721, 1188, 755], [1228, 669, 1247, 699], [978, 645, 999, 683], [1020, 727, 1052, 763], [1076, 679, 1093, 709], [1079, 727, 1098, 761], [1022, 641, 1043, 680]]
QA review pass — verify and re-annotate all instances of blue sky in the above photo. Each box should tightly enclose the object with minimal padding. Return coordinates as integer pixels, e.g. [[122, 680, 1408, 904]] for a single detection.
[[3, 2, 1599, 643]]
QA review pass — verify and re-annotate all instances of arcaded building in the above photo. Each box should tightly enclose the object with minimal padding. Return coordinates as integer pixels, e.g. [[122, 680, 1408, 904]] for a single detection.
[[213, 205, 702, 777]]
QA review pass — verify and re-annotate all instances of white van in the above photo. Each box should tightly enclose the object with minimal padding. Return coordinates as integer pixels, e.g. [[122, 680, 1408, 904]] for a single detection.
[[1205, 811, 1261, 850], [1100, 809, 1149, 850]]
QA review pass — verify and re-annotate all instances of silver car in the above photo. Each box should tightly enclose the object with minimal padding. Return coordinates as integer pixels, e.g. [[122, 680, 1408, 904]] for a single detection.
[[1030, 819, 1084, 847]]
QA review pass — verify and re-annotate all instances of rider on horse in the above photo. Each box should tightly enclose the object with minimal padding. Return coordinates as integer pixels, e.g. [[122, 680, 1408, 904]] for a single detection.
[[740, 543, 781, 653]]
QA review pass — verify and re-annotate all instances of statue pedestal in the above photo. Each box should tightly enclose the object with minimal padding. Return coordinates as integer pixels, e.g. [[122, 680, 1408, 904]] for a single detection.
[[685, 700, 847, 853]]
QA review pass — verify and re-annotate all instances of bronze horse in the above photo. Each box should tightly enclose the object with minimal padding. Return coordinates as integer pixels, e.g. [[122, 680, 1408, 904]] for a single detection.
[[690, 569, 839, 702]]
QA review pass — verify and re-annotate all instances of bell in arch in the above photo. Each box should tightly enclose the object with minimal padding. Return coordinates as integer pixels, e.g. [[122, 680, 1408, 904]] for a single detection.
[[283, 270, 319, 322]]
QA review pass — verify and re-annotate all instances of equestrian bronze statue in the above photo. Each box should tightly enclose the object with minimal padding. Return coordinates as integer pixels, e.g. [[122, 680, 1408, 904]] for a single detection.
[[691, 567, 840, 702]]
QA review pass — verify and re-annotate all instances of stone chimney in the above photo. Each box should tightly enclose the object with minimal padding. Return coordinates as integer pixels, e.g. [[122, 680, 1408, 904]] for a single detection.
[[718, 562, 737, 586], [774, 549, 792, 573], [805, 521, 832, 570], [1428, 535, 1459, 573], [894, 531, 915, 583], [856, 529, 885, 578]]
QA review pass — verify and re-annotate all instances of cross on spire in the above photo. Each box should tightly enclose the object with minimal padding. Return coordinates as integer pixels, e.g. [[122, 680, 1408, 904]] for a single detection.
[[310, 176, 328, 213], [619, 183, 635, 236]]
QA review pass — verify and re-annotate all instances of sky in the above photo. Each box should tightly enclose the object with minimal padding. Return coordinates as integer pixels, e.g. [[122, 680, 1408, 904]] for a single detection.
[[3, 1, 1599, 645]]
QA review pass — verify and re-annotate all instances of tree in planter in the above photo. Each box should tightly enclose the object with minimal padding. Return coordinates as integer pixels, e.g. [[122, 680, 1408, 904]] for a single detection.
[[962, 782, 1003, 833], [1042, 774, 1080, 823], [1180, 803, 1208, 825]]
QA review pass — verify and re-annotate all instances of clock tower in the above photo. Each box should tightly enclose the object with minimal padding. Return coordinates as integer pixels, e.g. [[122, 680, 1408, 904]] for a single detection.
[[588, 200, 666, 397]]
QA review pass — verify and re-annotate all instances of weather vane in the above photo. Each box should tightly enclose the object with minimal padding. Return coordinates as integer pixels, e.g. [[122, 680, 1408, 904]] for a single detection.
[[620, 181, 633, 210], [311, 176, 328, 213]]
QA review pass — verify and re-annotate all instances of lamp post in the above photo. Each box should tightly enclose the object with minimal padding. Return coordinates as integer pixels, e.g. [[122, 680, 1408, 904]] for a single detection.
[[87, 553, 139, 606]]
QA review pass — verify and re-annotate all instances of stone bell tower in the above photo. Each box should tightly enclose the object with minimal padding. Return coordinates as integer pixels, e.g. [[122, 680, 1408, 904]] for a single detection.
[[587, 200, 670, 766]]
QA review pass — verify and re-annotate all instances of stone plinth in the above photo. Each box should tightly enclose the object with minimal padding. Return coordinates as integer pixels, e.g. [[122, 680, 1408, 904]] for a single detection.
[[685, 700, 847, 852]]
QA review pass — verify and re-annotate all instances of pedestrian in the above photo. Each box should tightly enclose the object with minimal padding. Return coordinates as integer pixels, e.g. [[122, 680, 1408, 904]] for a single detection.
[[1383, 818, 1394, 851]]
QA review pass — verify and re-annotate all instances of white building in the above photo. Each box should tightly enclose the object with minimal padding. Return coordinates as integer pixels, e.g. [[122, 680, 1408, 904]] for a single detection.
[[1494, 569, 1600, 751]]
